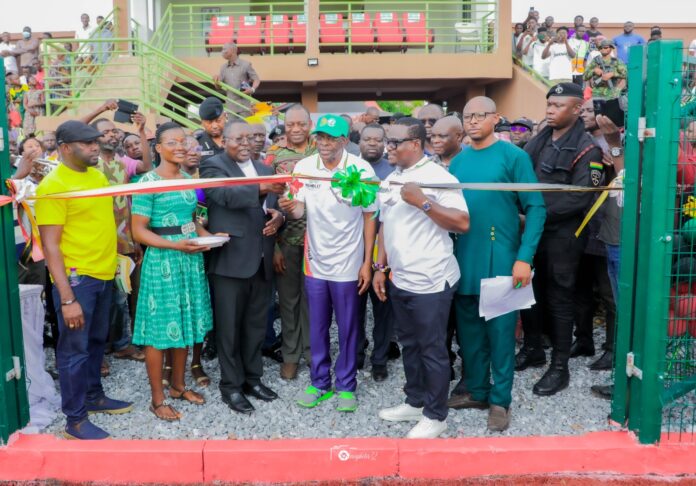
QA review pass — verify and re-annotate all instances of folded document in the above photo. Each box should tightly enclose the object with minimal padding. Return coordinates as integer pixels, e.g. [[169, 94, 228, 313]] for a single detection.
[[479, 275, 535, 321]]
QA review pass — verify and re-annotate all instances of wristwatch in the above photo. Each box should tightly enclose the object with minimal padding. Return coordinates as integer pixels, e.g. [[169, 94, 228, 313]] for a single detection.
[[610, 146, 623, 157], [421, 199, 432, 212]]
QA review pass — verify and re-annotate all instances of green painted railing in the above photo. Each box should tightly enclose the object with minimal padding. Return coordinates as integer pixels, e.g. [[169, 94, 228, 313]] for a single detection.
[[42, 36, 258, 128], [512, 55, 553, 87], [150, 0, 497, 57]]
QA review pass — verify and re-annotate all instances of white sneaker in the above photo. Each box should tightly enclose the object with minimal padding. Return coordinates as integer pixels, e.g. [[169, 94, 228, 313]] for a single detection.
[[406, 417, 447, 439], [379, 403, 424, 422]]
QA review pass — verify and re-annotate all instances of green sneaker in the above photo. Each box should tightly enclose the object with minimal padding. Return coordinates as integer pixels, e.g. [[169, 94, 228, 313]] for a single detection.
[[296, 385, 334, 408], [336, 391, 358, 412]]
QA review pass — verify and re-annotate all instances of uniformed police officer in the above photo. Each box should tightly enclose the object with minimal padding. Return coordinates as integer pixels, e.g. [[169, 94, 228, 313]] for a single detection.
[[197, 97, 226, 163], [517, 83, 604, 396]]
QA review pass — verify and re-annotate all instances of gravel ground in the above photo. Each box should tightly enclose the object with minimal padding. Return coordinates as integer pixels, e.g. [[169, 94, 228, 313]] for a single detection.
[[41, 307, 626, 440]]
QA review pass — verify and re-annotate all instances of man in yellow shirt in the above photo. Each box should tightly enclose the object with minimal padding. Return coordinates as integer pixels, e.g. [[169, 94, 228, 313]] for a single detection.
[[36, 120, 133, 440]]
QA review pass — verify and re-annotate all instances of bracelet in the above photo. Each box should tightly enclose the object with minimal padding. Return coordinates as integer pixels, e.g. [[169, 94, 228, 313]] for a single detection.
[[61, 299, 76, 306], [372, 263, 390, 273]]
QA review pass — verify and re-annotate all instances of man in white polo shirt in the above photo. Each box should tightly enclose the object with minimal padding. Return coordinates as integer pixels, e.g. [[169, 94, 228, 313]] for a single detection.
[[373, 118, 470, 439], [280, 114, 377, 413]]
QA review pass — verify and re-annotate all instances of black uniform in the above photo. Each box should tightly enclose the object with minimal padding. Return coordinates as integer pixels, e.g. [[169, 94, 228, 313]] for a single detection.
[[196, 131, 224, 163], [519, 117, 604, 387]]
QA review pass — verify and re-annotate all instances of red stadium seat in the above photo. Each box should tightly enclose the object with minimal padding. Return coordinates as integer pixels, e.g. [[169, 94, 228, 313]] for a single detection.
[[402, 12, 434, 50], [236, 15, 263, 54], [207, 15, 235, 53], [291, 14, 307, 53], [348, 12, 374, 52], [375, 12, 403, 52], [319, 13, 346, 53], [265, 15, 291, 53]]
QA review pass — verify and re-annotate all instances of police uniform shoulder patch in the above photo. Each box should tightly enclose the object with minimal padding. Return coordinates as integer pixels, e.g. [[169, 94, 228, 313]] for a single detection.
[[589, 161, 603, 186]]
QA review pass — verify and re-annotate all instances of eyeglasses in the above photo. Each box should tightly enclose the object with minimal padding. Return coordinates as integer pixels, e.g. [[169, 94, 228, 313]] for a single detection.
[[510, 126, 530, 133], [418, 118, 439, 126], [186, 145, 203, 153], [227, 136, 253, 144], [161, 140, 187, 148], [385, 137, 416, 148], [462, 112, 496, 122]]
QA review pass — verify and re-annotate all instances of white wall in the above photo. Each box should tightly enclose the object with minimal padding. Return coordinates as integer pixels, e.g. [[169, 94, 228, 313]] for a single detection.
[[2, 0, 113, 33], [512, 0, 694, 24]]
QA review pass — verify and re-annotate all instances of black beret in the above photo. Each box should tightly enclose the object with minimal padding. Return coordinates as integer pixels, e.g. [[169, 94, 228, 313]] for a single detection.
[[56, 120, 103, 145], [270, 125, 285, 139], [547, 82, 584, 99], [199, 97, 224, 121]]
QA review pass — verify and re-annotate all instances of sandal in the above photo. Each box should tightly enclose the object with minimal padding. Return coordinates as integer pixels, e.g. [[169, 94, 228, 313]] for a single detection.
[[100, 359, 110, 377], [149, 400, 181, 422], [162, 366, 172, 387], [190, 364, 211, 388], [170, 387, 205, 405], [113, 345, 146, 362]]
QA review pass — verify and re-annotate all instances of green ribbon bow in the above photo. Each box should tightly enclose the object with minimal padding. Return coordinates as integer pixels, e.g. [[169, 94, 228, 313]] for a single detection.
[[331, 165, 379, 208]]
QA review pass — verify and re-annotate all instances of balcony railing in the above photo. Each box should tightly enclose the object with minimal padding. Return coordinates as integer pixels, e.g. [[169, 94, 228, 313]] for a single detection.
[[150, 0, 498, 57]]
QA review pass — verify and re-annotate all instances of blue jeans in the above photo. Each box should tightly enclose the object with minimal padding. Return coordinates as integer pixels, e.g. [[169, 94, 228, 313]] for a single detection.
[[53, 276, 113, 425], [110, 284, 132, 351], [605, 244, 621, 302]]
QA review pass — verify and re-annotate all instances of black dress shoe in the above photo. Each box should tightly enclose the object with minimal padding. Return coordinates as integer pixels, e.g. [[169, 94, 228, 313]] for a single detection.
[[262, 347, 283, 363], [515, 347, 546, 371], [590, 384, 613, 400], [387, 342, 401, 361], [533, 362, 570, 396], [450, 377, 468, 398], [570, 340, 595, 358], [222, 391, 255, 414], [372, 365, 388, 382], [242, 383, 278, 402], [589, 350, 613, 371]]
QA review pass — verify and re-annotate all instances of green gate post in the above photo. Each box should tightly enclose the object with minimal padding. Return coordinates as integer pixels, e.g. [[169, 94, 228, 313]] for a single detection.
[[635, 40, 683, 444], [0, 63, 31, 444], [611, 44, 647, 426]]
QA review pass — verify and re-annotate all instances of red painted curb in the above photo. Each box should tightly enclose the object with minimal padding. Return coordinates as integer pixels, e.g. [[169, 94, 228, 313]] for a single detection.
[[0, 431, 694, 484], [204, 438, 400, 483]]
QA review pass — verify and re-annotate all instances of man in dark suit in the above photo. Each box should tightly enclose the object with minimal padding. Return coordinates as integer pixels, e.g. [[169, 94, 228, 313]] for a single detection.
[[200, 120, 286, 414]]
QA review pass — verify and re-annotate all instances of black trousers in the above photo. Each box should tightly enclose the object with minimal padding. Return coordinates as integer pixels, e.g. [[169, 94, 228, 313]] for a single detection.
[[389, 281, 456, 421], [357, 286, 395, 367], [211, 262, 272, 394], [574, 253, 616, 351], [521, 232, 586, 360]]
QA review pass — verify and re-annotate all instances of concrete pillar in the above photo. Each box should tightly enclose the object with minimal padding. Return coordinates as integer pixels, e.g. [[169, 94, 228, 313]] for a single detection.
[[301, 84, 318, 112], [306, 0, 319, 57]]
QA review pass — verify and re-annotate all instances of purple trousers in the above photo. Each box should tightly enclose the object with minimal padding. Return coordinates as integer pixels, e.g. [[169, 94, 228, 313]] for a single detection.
[[305, 276, 361, 392]]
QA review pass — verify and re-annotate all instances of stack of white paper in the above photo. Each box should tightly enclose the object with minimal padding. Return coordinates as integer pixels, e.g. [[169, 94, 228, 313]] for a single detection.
[[479, 275, 536, 321]]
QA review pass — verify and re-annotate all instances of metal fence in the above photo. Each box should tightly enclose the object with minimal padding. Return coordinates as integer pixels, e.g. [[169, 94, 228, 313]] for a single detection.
[[611, 40, 696, 444], [151, 0, 498, 57]]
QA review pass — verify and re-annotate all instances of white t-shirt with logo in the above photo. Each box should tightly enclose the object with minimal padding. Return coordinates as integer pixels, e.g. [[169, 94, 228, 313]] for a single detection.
[[548, 42, 573, 81], [531, 41, 550, 78], [379, 157, 468, 294], [294, 151, 377, 282]]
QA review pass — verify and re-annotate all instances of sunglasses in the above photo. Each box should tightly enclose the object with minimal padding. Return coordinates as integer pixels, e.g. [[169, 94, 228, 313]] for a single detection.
[[418, 118, 439, 126], [385, 137, 416, 148], [510, 126, 530, 133]]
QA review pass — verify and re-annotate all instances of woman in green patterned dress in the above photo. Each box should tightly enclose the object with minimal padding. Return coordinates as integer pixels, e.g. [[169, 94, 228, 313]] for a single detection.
[[131, 122, 218, 421]]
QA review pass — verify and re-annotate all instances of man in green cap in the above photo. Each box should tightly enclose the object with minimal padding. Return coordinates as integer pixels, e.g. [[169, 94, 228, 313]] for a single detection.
[[584, 39, 627, 99], [280, 114, 377, 413]]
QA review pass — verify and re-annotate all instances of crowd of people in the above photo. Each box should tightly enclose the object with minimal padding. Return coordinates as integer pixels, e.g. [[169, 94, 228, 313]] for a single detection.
[[7, 8, 681, 443], [2, 15, 115, 147], [512, 11, 661, 89]]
